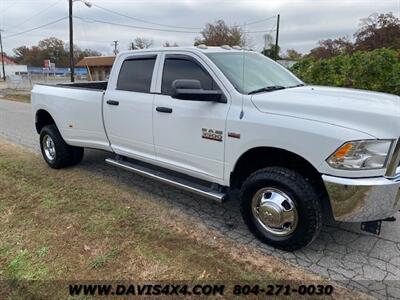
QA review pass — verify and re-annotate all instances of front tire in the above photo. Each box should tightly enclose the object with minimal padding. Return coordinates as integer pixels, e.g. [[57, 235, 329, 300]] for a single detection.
[[40, 125, 84, 169], [240, 167, 322, 251]]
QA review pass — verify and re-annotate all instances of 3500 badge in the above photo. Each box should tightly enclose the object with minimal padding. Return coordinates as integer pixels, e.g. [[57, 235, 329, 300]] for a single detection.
[[202, 128, 223, 142]]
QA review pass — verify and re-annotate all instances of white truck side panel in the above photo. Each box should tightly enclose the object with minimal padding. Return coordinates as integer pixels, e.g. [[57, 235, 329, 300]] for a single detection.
[[223, 98, 376, 186], [103, 89, 155, 161], [102, 51, 162, 162], [31, 85, 111, 151], [151, 51, 232, 183]]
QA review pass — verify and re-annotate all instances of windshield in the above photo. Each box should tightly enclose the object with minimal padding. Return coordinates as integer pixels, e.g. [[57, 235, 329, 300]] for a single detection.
[[205, 52, 303, 94]]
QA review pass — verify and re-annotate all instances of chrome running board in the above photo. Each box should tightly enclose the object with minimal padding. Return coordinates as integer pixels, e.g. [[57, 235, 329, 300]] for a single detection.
[[105, 158, 227, 203]]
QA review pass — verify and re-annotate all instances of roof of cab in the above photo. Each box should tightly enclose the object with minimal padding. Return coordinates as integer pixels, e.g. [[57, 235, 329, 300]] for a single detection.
[[117, 46, 249, 56]]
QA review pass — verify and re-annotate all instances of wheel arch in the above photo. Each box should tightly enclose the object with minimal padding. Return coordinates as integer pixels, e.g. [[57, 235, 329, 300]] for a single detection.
[[35, 109, 57, 134], [230, 146, 333, 220]]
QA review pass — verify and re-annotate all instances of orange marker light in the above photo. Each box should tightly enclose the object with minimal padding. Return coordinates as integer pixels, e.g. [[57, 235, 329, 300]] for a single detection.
[[334, 143, 353, 159]]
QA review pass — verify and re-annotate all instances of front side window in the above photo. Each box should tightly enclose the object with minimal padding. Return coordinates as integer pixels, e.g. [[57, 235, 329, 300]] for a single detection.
[[206, 52, 303, 94], [161, 56, 217, 95], [117, 56, 156, 93]]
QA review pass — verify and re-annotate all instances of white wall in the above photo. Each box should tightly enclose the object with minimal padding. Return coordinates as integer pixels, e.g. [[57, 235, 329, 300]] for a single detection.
[[0, 64, 28, 77]]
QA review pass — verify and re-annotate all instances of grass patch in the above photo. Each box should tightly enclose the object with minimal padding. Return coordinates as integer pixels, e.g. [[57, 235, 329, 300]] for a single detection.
[[0, 140, 363, 299], [89, 247, 121, 269], [36, 246, 49, 258], [7, 249, 48, 280], [0, 93, 31, 103]]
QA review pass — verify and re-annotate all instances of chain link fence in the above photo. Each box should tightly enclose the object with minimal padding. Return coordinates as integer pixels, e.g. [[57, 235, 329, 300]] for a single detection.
[[6, 73, 89, 91]]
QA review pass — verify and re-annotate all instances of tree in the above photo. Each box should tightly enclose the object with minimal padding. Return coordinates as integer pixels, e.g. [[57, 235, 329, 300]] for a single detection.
[[261, 33, 280, 59], [354, 12, 400, 51], [308, 37, 353, 60], [262, 45, 281, 59], [283, 49, 303, 60], [76, 48, 101, 60], [13, 37, 101, 67], [291, 48, 400, 95], [163, 41, 179, 47], [13, 45, 45, 67], [13, 46, 30, 64], [194, 20, 246, 46], [129, 37, 153, 50], [305, 12, 400, 59], [39, 37, 69, 67]]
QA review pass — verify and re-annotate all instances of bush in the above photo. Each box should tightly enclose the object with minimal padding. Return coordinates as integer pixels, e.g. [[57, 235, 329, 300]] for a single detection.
[[291, 48, 400, 95]]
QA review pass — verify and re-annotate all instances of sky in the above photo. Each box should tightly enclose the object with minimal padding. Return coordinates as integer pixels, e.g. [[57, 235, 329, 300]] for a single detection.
[[1, 0, 399, 56]]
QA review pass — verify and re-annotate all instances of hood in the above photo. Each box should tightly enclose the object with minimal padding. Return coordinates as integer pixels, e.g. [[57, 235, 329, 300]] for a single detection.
[[251, 85, 400, 138]]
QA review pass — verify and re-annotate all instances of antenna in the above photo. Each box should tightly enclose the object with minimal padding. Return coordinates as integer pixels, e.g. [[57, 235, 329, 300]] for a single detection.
[[240, 26, 246, 120], [240, 50, 245, 119]]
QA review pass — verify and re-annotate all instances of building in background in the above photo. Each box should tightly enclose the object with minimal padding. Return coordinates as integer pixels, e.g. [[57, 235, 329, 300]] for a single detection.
[[76, 56, 115, 81], [27, 67, 87, 77], [0, 54, 28, 78]]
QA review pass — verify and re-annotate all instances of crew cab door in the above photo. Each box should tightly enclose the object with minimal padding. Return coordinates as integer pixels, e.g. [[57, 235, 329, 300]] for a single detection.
[[103, 53, 159, 161], [153, 53, 230, 181]]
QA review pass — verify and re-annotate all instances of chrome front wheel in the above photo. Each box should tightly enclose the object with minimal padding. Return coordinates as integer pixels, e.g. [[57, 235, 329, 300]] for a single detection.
[[240, 167, 322, 251], [251, 187, 298, 237]]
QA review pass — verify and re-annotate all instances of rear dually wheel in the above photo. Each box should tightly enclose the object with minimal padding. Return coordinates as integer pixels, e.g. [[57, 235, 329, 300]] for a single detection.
[[39, 125, 84, 169]]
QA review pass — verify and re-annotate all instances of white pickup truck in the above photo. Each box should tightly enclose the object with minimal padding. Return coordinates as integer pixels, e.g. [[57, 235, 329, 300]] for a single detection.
[[32, 46, 400, 251]]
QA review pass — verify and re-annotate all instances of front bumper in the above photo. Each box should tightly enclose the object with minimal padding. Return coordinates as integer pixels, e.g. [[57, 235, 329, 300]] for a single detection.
[[323, 169, 400, 222]]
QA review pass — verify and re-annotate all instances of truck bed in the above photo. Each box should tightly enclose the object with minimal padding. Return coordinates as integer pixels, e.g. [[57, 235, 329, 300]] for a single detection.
[[42, 81, 108, 91], [31, 82, 111, 151]]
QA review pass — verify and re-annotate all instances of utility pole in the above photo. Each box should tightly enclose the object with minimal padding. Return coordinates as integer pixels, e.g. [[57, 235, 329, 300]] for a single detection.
[[68, 0, 91, 82], [274, 14, 280, 61], [0, 30, 6, 81], [113, 41, 119, 55], [69, 0, 74, 82]]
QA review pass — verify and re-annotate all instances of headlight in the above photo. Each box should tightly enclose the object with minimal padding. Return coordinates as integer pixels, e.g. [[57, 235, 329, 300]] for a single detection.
[[327, 140, 393, 170]]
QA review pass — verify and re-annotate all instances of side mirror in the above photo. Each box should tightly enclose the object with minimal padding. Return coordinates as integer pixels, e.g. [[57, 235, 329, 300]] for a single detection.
[[171, 79, 226, 103]]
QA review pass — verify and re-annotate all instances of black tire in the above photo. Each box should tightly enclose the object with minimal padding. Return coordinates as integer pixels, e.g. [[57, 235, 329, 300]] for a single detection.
[[39, 125, 84, 169], [240, 167, 322, 251]]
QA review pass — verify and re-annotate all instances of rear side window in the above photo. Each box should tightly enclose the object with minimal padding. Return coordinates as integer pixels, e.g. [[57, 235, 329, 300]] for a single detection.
[[117, 57, 156, 93], [162, 56, 217, 95]]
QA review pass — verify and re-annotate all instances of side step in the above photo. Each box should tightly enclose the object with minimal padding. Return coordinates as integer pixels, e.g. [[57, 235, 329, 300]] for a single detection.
[[105, 158, 227, 203]]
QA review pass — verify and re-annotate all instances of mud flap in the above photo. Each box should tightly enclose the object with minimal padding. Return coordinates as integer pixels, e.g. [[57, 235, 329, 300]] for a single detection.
[[361, 220, 382, 235]]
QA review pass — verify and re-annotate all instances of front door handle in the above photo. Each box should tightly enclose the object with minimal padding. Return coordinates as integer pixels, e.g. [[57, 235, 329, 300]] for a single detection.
[[156, 106, 173, 113], [106, 100, 119, 106]]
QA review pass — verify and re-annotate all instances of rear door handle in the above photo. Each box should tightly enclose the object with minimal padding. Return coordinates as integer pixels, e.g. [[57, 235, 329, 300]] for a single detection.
[[106, 100, 119, 106], [156, 106, 173, 113]]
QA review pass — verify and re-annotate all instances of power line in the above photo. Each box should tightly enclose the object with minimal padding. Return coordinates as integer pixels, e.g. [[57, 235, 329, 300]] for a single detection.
[[10, 0, 62, 31], [91, 3, 276, 32], [2, 1, 18, 14], [91, 3, 202, 30], [75, 16, 200, 33], [75, 16, 277, 35], [4, 16, 68, 39], [246, 28, 277, 34], [244, 15, 277, 26]]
